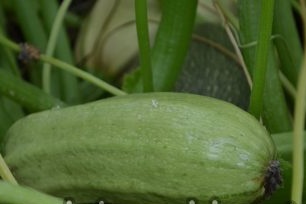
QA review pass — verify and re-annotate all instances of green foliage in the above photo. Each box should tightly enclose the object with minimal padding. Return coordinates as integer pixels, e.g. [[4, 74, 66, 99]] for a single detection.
[[0, 0, 304, 203]]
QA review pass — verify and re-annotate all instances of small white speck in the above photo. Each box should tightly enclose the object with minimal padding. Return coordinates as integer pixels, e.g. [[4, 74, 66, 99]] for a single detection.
[[65, 200, 73, 204], [211, 200, 219, 204], [151, 99, 158, 108], [188, 199, 196, 204], [99, 201, 104, 204], [51, 105, 61, 110]]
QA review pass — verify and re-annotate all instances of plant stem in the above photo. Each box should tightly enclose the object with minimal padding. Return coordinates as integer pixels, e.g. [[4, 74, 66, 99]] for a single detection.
[[192, 34, 240, 65], [40, 0, 80, 104], [0, 154, 17, 184], [0, 34, 20, 52], [42, 0, 72, 94], [291, 1, 306, 203], [40, 55, 126, 96], [123, 0, 197, 92], [213, 1, 252, 88], [0, 34, 126, 96], [248, 0, 275, 119], [135, 0, 154, 92], [0, 69, 65, 112], [213, 0, 239, 30], [279, 71, 296, 99], [239, 0, 291, 133], [291, 56, 306, 204]]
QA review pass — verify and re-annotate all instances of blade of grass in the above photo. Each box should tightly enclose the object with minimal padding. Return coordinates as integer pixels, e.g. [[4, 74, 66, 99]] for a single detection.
[[135, 0, 153, 92]]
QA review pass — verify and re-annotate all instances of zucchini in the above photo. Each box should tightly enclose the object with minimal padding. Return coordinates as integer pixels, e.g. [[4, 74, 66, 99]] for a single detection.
[[175, 23, 250, 110], [3, 92, 280, 204]]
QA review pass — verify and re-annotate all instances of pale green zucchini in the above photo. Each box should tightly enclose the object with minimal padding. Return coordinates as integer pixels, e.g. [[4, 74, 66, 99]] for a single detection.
[[3, 92, 279, 204]]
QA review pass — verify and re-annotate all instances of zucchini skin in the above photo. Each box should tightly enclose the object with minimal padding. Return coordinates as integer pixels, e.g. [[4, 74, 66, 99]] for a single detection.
[[4, 92, 276, 204]]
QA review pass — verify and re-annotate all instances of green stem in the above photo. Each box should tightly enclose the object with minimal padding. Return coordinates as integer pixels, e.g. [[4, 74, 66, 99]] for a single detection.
[[248, 0, 275, 118], [261, 53, 292, 133], [214, 0, 239, 30], [123, 0, 197, 92], [0, 154, 17, 184], [238, 0, 292, 133], [42, 0, 72, 94], [192, 34, 240, 65], [291, 56, 306, 204], [0, 180, 63, 204], [135, 0, 153, 92], [40, 0, 80, 104], [40, 55, 126, 96], [0, 34, 20, 52], [279, 71, 296, 99], [0, 69, 65, 112], [291, 0, 306, 202], [151, 0, 197, 91], [0, 34, 126, 96], [213, 2, 252, 87]]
